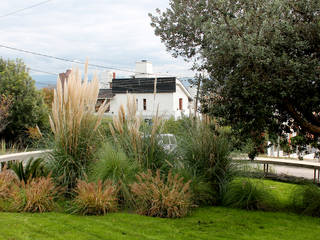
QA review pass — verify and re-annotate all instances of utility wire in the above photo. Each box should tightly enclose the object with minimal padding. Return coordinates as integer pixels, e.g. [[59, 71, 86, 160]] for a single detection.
[[28, 67, 58, 76], [0, 0, 53, 19], [0, 43, 194, 78]]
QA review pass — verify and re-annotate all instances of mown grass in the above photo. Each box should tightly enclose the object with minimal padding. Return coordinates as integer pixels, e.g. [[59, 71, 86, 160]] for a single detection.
[[0, 206, 319, 240]]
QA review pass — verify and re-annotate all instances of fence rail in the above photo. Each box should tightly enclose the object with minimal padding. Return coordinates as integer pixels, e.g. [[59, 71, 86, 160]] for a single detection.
[[0, 150, 52, 168]]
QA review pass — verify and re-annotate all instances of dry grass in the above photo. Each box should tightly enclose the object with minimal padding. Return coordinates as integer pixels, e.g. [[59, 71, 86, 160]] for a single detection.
[[72, 180, 118, 215], [109, 95, 164, 169], [49, 60, 109, 190], [130, 169, 194, 218], [0, 166, 18, 200], [49, 60, 109, 156], [9, 176, 59, 213]]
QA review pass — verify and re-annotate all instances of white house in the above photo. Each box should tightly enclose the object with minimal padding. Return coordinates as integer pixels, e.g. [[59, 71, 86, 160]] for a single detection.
[[97, 60, 195, 120]]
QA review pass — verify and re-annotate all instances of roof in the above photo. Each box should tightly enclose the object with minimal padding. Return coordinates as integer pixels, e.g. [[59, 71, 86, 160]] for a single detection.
[[98, 89, 114, 99], [112, 77, 176, 94]]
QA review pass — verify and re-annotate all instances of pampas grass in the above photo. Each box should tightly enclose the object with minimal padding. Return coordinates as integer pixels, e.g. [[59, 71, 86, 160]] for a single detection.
[[109, 95, 169, 170], [49, 60, 109, 191]]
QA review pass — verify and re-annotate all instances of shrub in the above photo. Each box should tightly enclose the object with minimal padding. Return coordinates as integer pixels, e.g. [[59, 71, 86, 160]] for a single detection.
[[292, 184, 320, 217], [9, 176, 59, 213], [90, 142, 139, 207], [178, 118, 234, 203], [8, 158, 48, 183], [48, 61, 109, 191], [0, 166, 18, 200], [130, 170, 193, 218], [72, 180, 118, 215], [0, 58, 49, 144], [223, 179, 277, 211]]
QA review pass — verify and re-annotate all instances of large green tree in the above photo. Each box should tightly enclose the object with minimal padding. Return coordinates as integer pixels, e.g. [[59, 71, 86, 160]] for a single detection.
[[150, 0, 320, 145], [0, 58, 48, 142]]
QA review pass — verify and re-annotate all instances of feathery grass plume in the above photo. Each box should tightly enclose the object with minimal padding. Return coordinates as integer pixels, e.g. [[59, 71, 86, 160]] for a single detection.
[[49, 60, 109, 191], [130, 169, 194, 218], [72, 179, 118, 215], [109, 95, 168, 170]]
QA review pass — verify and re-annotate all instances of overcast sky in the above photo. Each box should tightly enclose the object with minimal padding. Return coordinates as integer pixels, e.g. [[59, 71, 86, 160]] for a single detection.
[[0, 0, 194, 87]]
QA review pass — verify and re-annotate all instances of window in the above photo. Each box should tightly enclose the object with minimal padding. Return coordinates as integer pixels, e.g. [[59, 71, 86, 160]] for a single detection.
[[136, 98, 138, 108], [143, 99, 147, 110], [179, 98, 183, 110]]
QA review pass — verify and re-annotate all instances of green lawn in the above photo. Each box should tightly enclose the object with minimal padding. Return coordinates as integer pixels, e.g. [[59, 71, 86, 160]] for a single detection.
[[0, 179, 318, 240], [0, 206, 319, 240]]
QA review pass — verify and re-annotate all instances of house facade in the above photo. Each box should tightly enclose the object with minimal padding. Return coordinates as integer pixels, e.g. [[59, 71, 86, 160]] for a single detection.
[[98, 61, 194, 120]]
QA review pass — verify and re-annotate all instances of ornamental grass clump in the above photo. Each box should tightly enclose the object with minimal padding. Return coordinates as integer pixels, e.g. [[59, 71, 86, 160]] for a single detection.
[[10, 176, 59, 213], [177, 117, 234, 204], [292, 184, 320, 217], [130, 169, 193, 218], [110, 95, 168, 170], [72, 180, 118, 215], [49, 61, 109, 191], [223, 179, 278, 211], [0, 166, 18, 200]]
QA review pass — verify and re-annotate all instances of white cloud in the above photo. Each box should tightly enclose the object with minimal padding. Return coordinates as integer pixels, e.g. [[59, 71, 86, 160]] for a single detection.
[[0, 0, 195, 82]]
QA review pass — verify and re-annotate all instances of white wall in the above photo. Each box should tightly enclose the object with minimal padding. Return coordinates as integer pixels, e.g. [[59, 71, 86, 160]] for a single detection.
[[107, 93, 175, 119]]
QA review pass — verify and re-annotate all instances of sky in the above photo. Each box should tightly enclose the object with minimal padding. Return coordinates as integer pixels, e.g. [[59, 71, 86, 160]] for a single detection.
[[0, 0, 194, 87]]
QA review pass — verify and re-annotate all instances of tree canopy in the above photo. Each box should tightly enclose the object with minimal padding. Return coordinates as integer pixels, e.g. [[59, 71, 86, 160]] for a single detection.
[[0, 58, 48, 142], [150, 0, 320, 142]]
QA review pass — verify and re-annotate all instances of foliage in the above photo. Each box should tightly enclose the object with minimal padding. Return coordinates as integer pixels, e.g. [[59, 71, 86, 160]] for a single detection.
[[0, 58, 48, 143], [110, 95, 171, 171], [8, 158, 48, 183], [223, 179, 278, 211], [48, 61, 109, 191], [72, 180, 118, 215], [8, 176, 59, 213], [177, 118, 234, 204], [90, 142, 139, 207], [292, 184, 320, 217], [0, 166, 18, 201], [0, 94, 12, 133], [130, 170, 193, 218], [41, 88, 54, 111], [150, 0, 320, 146]]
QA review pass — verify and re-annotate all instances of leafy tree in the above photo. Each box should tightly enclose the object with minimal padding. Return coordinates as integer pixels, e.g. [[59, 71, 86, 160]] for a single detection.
[[150, 0, 320, 156], [0, 58, 48, 143], [0, 94, 12, 133]]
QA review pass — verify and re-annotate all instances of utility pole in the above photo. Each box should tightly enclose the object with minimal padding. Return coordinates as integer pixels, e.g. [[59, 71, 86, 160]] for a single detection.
[[194, 74, 201, 117]]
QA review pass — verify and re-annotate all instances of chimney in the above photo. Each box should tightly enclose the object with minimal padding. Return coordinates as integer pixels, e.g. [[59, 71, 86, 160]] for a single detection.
[[59, 69, 71, 88], [113, 72, 116, 79], [135, 60, 153, 78]]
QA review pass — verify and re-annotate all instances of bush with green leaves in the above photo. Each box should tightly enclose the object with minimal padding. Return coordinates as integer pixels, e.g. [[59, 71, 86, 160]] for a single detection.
[[292, 184, 320, 217], [223, 179, 278, 211], [0, 58, 49, 144]]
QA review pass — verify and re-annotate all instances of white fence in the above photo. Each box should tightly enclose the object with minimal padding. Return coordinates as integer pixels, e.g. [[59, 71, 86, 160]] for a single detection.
[[0, 150, 52, 171]]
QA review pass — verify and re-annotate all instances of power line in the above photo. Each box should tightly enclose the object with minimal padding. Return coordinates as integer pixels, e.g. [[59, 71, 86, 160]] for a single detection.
[[0, 43, 194, 78], [0, 0, 54, 19], [28, 67, 58, 76]]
